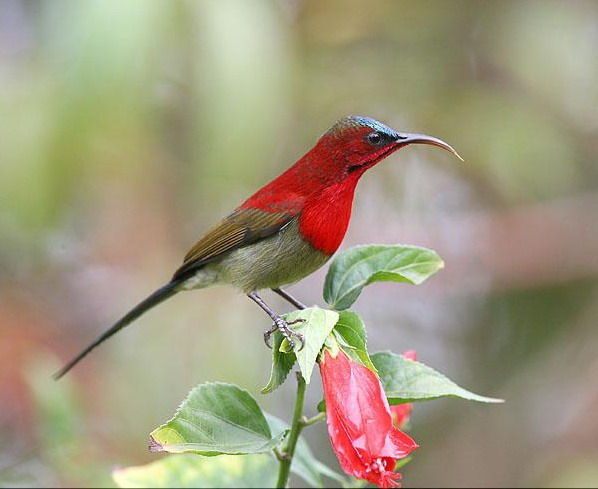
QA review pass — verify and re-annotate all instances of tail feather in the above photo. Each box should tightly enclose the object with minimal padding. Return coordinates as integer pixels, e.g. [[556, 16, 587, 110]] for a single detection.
[[54, 281, 180, 380]]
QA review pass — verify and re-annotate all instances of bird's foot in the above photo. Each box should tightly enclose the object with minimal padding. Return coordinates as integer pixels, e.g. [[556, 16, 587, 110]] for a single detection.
[[264, 316, 305, 351]]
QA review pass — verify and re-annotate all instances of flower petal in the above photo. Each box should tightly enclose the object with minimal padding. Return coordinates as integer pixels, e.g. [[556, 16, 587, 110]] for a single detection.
[[320, 349, 418, 488]]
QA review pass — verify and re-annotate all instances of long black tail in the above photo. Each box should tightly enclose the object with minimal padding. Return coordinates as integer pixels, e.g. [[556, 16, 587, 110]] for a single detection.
[[54, 281, 180, 380]]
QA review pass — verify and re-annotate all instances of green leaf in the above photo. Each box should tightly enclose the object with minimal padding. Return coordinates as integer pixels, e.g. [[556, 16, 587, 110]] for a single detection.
[[372, 351, 504, 404], [332, 310, 376, 373], [266, 414, 345, 488], [394, 457, 412, 470], [281, 307, 339, 383], [261, 330, 296, 394], [150, 383, 285, 455], [113, 453, 277, 488], [324, 244, 444, 310]]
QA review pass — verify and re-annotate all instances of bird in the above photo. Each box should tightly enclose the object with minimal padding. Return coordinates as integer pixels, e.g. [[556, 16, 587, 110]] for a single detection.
[[55, 115, 461, 379]]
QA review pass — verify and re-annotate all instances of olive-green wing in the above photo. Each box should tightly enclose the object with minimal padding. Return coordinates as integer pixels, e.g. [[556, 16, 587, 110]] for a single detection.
[[172, 207, 296, 281]]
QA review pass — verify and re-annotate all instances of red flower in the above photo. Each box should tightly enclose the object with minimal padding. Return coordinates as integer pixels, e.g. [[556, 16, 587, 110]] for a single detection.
[[319, 348, 418, 488], [390, 351, 417, 429]]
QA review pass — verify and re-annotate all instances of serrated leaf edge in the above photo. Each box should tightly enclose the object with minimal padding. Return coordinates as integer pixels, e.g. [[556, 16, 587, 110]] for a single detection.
[[261, 331, 296, 394], [374, 352, 504, 404], [150, 382, 278, 453], [325, 244, 443, 308]]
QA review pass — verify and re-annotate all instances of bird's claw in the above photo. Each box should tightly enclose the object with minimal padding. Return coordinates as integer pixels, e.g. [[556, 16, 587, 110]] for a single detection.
[[263, 324, 277, 349], [263, 317, 306, 351]]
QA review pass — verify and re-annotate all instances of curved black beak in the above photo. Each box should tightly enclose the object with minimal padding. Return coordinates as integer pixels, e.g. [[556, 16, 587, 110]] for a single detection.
[[395, 133, 464, 161]]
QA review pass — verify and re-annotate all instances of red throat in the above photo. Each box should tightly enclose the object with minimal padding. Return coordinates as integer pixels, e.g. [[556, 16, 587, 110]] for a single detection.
[[242, 170, 360, 255], [297, 175, 360, 255]]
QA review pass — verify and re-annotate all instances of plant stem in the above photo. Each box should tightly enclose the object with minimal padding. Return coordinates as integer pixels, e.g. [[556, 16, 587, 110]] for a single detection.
[[276, 372, 307, 488], [300, 411, 326, 427]]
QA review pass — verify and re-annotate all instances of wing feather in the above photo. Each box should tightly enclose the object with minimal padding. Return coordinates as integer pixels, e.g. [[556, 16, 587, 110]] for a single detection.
[[173, 207, 295, 280]]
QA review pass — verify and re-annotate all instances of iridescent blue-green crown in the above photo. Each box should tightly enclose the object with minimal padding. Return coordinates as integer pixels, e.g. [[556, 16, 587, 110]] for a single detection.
[[328, 115, 398, 139]]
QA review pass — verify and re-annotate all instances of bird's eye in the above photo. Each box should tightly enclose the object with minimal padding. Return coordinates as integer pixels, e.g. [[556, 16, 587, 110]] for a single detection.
[[367, 132, 383, 146]]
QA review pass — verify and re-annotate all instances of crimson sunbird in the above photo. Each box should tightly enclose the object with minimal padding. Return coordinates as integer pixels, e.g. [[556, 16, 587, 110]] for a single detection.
[[55, 115, 461, 379]]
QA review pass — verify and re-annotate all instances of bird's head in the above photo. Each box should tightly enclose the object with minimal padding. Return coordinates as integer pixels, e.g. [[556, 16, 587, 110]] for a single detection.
[[317, 115, 462, 177]]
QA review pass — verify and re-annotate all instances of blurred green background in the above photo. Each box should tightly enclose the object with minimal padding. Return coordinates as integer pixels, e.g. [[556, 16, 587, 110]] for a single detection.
[[1, 0, 598, 487]]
